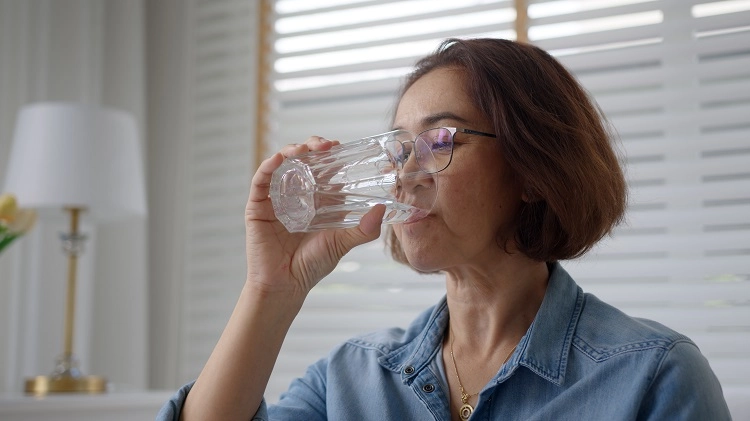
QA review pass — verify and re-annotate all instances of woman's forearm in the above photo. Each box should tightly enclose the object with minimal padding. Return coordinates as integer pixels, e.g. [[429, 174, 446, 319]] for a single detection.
[[180, 283, 305, 421]]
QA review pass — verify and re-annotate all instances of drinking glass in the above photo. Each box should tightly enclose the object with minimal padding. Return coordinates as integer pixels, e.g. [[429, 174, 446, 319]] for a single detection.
[[270, 130, 437, 232]]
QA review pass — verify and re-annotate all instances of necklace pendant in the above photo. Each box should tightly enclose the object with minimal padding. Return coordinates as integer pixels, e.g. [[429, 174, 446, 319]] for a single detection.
[[459, 403, 474, 420], [460, 391, 469, 403]]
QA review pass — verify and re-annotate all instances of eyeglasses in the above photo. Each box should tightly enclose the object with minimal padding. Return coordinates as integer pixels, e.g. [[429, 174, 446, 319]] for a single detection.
[[389, 127, 497, 174]]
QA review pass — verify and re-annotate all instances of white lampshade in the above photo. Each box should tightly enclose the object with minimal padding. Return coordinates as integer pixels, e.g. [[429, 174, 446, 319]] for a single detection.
[[3, 102, 146, 221]]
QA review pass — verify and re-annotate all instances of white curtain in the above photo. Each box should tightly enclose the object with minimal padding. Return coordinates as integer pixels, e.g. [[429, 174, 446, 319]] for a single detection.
[[0, 0, 148, 393]]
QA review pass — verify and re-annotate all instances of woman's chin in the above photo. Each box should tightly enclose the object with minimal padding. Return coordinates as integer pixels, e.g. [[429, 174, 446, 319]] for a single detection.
[[402, 248, 443, 273], [394, 219, 445, 271], [409, 262, 442, 274]]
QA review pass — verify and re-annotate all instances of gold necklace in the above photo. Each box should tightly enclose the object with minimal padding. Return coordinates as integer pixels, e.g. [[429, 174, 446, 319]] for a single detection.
[[449, 327, 517, 421]]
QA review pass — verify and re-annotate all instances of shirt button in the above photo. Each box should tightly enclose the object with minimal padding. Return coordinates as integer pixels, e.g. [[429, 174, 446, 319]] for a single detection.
[[404, 366, 415, 375], [422, 384, 435, 393]]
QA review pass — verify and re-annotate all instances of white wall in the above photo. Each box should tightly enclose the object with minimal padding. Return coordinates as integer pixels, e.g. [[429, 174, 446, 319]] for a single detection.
[[0, 0, 148, 393]]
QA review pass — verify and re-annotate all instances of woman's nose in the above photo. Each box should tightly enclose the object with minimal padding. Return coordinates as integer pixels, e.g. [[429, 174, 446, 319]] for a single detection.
[[401, 142, 420, 173], [398, 147, 436, 194]]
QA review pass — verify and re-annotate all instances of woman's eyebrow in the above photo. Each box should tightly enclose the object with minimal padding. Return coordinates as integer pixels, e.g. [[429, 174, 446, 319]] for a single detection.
[[421, 111, 469, 127], [392, 111, 470, 131]]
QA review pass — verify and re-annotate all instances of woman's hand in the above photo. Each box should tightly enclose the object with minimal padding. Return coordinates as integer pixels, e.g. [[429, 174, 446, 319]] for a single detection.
[[244, 136, 386, 300]]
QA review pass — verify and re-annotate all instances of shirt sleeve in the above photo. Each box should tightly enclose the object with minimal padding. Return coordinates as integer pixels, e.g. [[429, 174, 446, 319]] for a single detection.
[[267, 357, 329, 421], [155, 381, 270, 421], [637, 340, 732, 420]]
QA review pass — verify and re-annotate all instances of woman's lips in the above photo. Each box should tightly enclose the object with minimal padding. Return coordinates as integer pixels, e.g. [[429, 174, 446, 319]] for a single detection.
[[403, 211, 433, 225]]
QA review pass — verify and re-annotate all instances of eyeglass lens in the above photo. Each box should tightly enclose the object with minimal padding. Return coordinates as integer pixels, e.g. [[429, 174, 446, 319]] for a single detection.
[[385, 128, 454, 174], [415, 128, 453, 173]]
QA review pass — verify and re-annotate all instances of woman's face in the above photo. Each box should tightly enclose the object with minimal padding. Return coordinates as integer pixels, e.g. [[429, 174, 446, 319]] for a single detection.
[[392, 67, 524, 272]]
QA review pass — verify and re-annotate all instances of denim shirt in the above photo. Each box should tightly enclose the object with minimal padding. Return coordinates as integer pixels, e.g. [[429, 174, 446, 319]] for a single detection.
[[158, 263, 731, 420]]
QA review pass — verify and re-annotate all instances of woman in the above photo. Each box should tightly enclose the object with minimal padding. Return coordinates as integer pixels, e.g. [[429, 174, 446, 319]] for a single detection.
[[159, 39, 730, 420]]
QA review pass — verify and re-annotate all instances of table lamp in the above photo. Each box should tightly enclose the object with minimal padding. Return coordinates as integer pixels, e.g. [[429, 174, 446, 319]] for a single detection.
[[2, 102, 147, 395]]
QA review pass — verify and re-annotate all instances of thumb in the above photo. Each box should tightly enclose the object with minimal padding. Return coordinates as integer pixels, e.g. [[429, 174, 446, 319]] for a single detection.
[[359, 204, 387, 237], [333, 204, 386, 255]]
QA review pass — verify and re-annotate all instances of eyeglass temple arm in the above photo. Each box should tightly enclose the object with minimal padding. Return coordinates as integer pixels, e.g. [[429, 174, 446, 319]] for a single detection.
[[459, 128, 497, 139]]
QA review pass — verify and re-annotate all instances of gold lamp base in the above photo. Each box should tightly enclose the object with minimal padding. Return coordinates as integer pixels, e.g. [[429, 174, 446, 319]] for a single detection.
[[24, 210, 108, 396], [25, 374, 107, 395]]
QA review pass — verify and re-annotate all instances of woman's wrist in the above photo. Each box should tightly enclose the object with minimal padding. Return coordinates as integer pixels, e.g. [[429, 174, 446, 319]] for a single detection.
[[240, 280, 307, 321]]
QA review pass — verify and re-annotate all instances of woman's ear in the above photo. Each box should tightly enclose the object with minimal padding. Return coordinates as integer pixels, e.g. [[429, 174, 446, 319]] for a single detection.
[[513, 169, 535, 204], [522, 184, 540, 203]]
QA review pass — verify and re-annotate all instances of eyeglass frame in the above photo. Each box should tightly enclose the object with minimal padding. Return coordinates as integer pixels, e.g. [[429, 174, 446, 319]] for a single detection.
[[393, 127, 497, 174]]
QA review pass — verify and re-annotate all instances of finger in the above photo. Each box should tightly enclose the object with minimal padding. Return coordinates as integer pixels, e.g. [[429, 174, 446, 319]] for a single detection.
[[248, 152, 284, 204], [281, 137, 340, 157], [280, 143, 310, 158], [306, 136, 340, 152], [330, 204, 386, 258], [279, 137, 328, 157]]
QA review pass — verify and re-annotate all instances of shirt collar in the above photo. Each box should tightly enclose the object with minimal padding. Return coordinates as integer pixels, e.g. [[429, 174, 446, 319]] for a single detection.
[[378, 262, 584, 387], [378, 298, 450, 384], [512, 262, 584, 385]]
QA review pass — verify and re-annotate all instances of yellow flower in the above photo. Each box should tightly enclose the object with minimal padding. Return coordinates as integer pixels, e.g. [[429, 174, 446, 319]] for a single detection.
[[7, 209, 37, 233], [0, 193, 18, 222], [0, 193, 37, 254]]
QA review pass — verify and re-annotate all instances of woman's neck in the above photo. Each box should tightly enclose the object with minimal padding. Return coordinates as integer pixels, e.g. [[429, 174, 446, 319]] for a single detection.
[[443, 257, 549, 355]]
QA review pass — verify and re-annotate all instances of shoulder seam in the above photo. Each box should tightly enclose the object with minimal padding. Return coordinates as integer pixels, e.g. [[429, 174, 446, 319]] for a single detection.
[[571, 336, 694, 363], [643, 338, 700, 393], [344, 337, 391, 355]]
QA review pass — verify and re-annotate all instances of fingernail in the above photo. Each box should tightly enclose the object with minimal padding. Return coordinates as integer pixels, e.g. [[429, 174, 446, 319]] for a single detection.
[[319, 137, 331, 143]]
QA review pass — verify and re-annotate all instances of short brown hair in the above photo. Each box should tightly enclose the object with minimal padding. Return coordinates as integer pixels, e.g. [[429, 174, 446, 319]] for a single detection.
[[387, 38, 627, 264]]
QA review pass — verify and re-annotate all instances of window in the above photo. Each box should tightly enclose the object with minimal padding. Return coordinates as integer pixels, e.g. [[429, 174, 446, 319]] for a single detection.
[[525, 0, 750, 401], [178, 0, 750, 413]]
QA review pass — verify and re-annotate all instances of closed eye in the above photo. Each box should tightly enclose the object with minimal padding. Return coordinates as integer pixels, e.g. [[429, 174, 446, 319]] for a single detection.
[[431, 140, 452, 153]]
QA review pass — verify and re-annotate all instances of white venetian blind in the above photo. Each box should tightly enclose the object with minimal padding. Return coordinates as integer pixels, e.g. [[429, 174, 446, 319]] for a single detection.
[[177, 0, 257, 384], [524, 0, 750, 404]]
